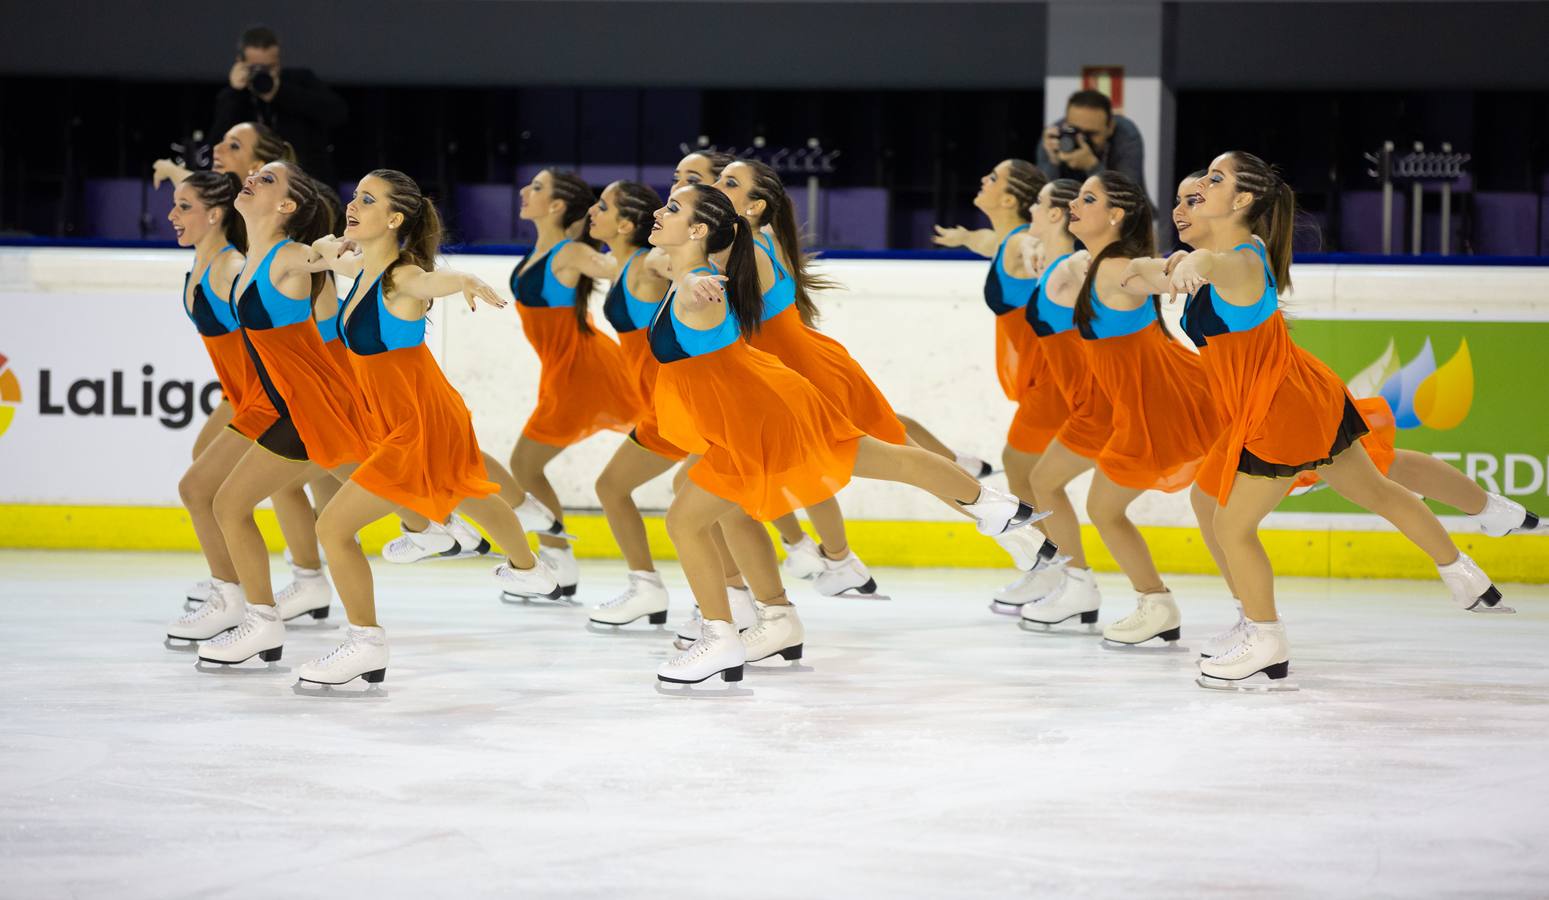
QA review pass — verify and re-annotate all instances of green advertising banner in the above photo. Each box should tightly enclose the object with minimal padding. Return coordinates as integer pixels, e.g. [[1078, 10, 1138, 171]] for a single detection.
[[1278, 319, 1549, 514]]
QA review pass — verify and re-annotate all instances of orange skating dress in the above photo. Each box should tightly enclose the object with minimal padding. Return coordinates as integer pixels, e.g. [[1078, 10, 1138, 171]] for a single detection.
[[1183, 241, 1374, 504], [510, 239, 644, 446], [1025, 255, 1114, 459], [982, 225, 1067, 454], [1078, 286, 1223, 492], [649, 269, 864, 521], [184, 245, 279, 440], [602, 248, 686, 460], [744, 233, 908, 445], [231, 239, 372, 466], [340, 272, 498, 522]]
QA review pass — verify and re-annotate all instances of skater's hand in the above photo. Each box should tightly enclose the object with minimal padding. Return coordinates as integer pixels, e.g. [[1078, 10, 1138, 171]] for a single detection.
[[460, 274, 506, 310], [308, 234, 361, 267], [1161, 250, 1189, 277], [1021, 237, 1048, 277], [686, 271, 727, 305], [931, 225, 969, 248], [151, 158, 188, 189], [1168, 252, 1211, 296]]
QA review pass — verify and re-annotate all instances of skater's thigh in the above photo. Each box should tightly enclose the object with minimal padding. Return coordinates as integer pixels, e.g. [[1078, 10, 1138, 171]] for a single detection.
[[1086, 471, 1144, 517], [316, 480, 399, 541], [666, 479, 736, 536], [184, 428, 254, 495], [670, 455, 703, 495], [599, 440, 676, 493], [192, 400, 234, 459], [512, 436, 565, 473], [1213, 474, 1291, 535], [216, 446, 313, 514], [1030, 439, 1093, 490]]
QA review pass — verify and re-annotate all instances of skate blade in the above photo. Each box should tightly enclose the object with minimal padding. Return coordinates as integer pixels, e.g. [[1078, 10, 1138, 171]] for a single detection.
[[824, 588, 892, 601], [500, 590, 578, 607], [1470, 603, 1517, 614], [193, 658, 288, 675], [1101, 636, 1190, 653], [1196, 673, 1299, 692], [989, 600, 1028, 616], [653, 681, 754, 698], [163, 636, 201, 651], [1018, 619, 1100, 635], [585, 619, 669, 636], [746, 659, 814, 673], [291, 680, 388, 699]]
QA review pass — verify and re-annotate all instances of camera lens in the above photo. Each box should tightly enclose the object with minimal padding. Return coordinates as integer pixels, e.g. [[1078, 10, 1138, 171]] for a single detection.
[[250, 68, 274, 95]]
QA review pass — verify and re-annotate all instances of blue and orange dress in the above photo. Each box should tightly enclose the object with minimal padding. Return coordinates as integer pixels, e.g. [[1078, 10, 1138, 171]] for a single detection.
[[649, 268, 864, 522], [186, 245, 279, 440], [985, 225, 1067, 454], [511, 239, 645, 446], [744, 233, 908, 445], [1078, 283, 1221, 492], [1026, 255, 1114, 459], [1184, 240, 1387, 503], [232, 239, 372, 466], [340, 270, 498, 522], [603, 248, 684, 460]]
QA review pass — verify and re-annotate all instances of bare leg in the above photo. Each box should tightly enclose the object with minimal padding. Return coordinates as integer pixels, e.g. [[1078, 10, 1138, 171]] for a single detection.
[[314, 481, 398, 627], [271, 472, 322, 570], [803, 497, 850, 558], [307, 471, 341, 515], [710, 524, 746, 588], [1085, 472, 1162, 594], [212, 447, 313, 606], [482, 450, 526, 508], [178, 428, 252, 582], [1386, 449, 1488, 515], [771, 513, 807, 546], [511, 436, 569, 550], [596, 440, 676, 571], [718, 509, 790, 605], [191, 400, 234, 461], [850, 436, 982, 505], [1320, 442, 1460, 564], [898, 414, 956, 461], [1030, 439, 1094, 569], [455, 493, 539, 568], [1190, 483, 1238, 596], [665, 482, 739, 622], [1002, 446, 1042, 506], [1212, 474, 1296, 622]]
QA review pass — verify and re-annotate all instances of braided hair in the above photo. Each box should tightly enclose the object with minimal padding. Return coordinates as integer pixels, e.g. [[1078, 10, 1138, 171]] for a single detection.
[[183, 170, 247, 252], [545, 170, 602, 334], [1072, 171, 1157, 329], [683, 184, 764, 340], [733, 158, 838, 327], [1223, 152, 1296, 292]]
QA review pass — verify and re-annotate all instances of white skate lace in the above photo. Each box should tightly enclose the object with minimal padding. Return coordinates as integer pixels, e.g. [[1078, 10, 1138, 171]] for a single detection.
[[670, 630, 721, 666], [204, 608, 260, 647], [1215, 623, 1260, 663], [314, 633, 365, 668], [274, 580, 302, 603], [598, 586, 637, 609]]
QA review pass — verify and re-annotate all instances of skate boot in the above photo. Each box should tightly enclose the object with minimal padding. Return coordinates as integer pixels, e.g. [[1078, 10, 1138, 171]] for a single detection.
[[447, 516, 493, 557], [590, 571, 669, 626], [1472, 493, 1541, 538], [516, 493, 575, 540], [381, 521, 461, 564], [1438, 552, 1511, 612], [184, 578, 215, 611], [166, 579, 246, 644], [274, 566, 332, 622], [658, 620, 746, 685], [1197, 620, 1296, 691], [741, 600, 805, 663], [812, 550, 883, 598], [1199, 600, 1249, 659], [537, 545, 579, 598], [297, 625, 388, 686], [674, 586, 757, 649], [197, 603, 284, 666], [495, 557, 563, 602], [956, 453, 996, 479], [1101, 589, 1182, 646], [780, 534, 825, 580], [990, 562, 1066, 615], [963, 486, 1058, 571], [1019, 567, 1101, 632]]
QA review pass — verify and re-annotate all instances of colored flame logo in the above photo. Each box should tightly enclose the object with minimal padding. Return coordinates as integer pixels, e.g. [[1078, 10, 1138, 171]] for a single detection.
[[0, 352, 20, 439], [1347, 338, 1472, 430]]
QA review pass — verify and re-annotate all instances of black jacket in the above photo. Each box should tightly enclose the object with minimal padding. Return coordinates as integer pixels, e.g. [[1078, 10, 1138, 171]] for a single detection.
[[212, 67, 347, 184]]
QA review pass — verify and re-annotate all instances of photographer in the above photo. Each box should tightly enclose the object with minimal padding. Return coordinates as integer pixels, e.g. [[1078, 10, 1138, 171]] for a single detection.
[[211, 25, 346, 184], [1035, 90, 1146, 195]]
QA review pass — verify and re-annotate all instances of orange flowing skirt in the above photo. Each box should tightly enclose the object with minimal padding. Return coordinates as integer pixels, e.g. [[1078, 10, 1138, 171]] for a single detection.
[[617, 329, 687, 461], [202, 331, 278, 440], [1194, 311, 1374, 504], [654, 341, 864, 522], [748, 306, 907, 444], [348, 344, 498, 522], [1085, 323, 1222, 492], [517, 305, 644, 446], [1040, 329, 1113, 459], [244, 322, 372, 468], [998, 313, 1067, 454]]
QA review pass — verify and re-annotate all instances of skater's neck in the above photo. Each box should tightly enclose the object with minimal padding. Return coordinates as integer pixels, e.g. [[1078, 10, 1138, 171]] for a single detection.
[[1040, 232, 1077, 259], [533, 218, 569, 249], [1196, 223, 1253, 253], [361, 235, 400, 275], [665, 242, 710, 280], [244, 225, 286, 260], [609, 241, 645, 265], [193, 227, 231, 266], [986, 209, 1025, 237]]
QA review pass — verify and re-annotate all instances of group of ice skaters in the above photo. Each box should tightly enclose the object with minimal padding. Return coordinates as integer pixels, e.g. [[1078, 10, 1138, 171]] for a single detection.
[[157, 120, 1539, 694]]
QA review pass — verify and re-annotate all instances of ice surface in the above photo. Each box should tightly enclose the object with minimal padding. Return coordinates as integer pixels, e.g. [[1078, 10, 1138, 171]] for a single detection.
[[0, 550, 1546, 899]]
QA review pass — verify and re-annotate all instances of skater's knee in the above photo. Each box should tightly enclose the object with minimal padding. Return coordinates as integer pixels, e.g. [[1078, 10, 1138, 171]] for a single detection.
[[665, 506, 709, 546], [1084, 496, 1126, 530], [594, 468, 632, 507], [210, 482, 251, 529], [178, 470, 214, 511]]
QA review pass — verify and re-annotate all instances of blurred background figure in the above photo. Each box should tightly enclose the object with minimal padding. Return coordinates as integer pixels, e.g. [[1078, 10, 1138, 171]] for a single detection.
[[1037, 90, 1146, 195], [211, 25, 346, 184]]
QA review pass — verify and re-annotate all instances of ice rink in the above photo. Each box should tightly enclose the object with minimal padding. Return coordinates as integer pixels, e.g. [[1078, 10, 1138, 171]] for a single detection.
[[2, 549, 1546, 899]]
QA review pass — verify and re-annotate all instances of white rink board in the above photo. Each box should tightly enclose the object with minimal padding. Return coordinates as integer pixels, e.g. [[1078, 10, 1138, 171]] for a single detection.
[[3, 247, 1546, 526]]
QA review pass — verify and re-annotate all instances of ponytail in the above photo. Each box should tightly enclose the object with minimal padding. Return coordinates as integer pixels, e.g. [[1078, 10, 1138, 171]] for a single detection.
[[738, 158, 838, 327], [364, 168, 444, 300], [688, 184, 764, 339], [1072, 171, 1156, 330], [275, 163, 335, 299], [1002, 159, 1048, 223], [1226, 151, 1295, 293], [247, 121, 297, 167], [546, 170, 601, 335]]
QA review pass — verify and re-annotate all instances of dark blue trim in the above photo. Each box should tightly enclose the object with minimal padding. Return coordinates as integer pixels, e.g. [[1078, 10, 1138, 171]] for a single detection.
[[4, 236, 1549, 266]]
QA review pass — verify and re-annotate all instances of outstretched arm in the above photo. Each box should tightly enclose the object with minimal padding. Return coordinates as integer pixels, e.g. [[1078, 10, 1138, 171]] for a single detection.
[[1119, 253, 1185, 296], [391, 264, 507, 311], [302, 235, 366, 278], [1167, 246, 1265, 303], [555, 241, 620, 284], [931, 225, 1001, 258]]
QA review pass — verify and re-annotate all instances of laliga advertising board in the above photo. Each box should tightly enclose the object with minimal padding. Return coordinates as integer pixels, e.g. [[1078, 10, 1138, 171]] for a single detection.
[[0, 289, 220, 505]]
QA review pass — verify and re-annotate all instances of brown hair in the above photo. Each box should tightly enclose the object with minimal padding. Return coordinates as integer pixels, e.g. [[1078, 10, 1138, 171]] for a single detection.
[[366, 168, 443, 298], [1042, 178, 1081, 241], [273, 162, 335, 299], [685, 184, 764, 340], [607, 181, 662, 250], [236, 121, 296, 168], [684, 151, 733, 182], [544, 170, 601, 335], [1224, 151, 1295, 292], [733, 158, 839, 327], [1072, 171, 1157, 329], [183, 170, 248, 253], [1002, 159, 1049, 223]]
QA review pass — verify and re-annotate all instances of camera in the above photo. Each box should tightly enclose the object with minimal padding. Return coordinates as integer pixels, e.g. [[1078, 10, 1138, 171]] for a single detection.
[[1057, 124, 1083, 154], [248, 65, 275, 96]]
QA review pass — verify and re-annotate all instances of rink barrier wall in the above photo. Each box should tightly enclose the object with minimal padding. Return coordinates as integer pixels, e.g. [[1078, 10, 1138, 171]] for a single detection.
[[1, 505, 1543, 584], [1, 247, 1546, 581]]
